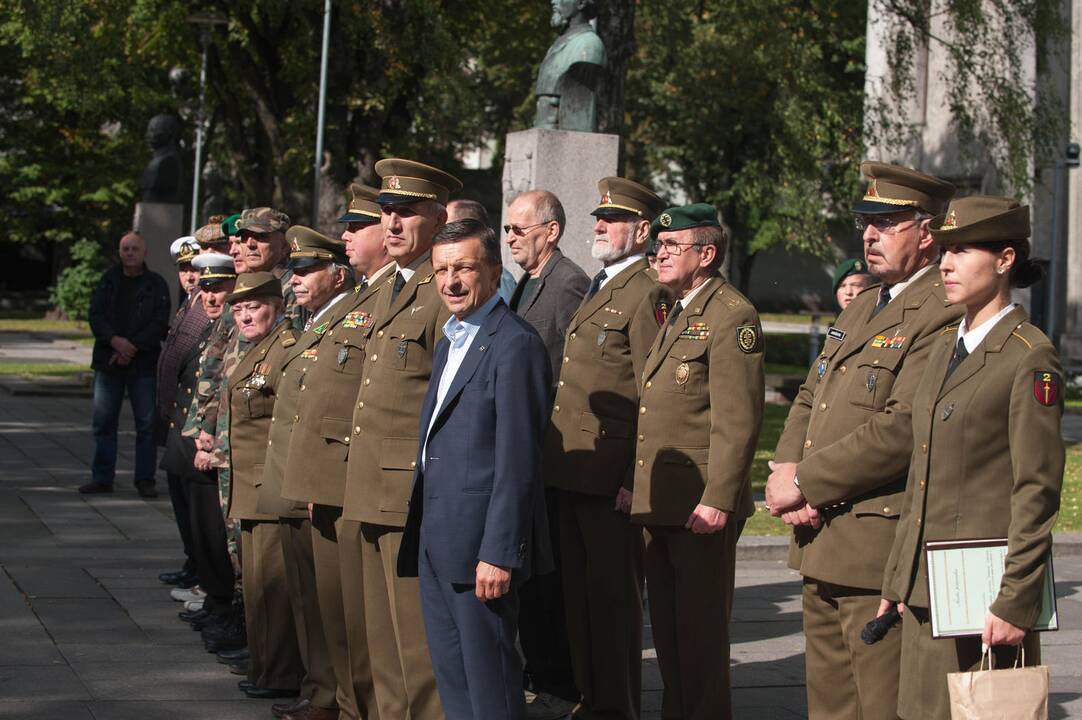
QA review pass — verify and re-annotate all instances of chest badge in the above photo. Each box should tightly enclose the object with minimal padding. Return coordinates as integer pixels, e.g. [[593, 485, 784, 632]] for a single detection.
[[866, 372, 877, 393], [675, 362, 690, 386], [597, 331, 606, 346], [397, 340, 408, 359], [816, 357, 827, 382], [337, 346, 350, 365], [941, 403, 954, 421]]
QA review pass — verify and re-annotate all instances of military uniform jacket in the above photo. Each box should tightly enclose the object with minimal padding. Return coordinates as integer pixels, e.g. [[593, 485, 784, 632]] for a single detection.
[[630, 274, 764, 525], [258, 306, 342, 519], [227, 322, 298, 521], [160, 322, 213, 482], [882, 307, 1063, 629], [342, 256, 452, 527], [544, 258, 672, 497], [281, 273, 390, 507], [773, 266, 962, 589]]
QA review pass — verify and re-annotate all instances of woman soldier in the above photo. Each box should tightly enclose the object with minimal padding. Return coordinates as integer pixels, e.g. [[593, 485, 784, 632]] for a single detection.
[[877, 195, 1064, 719]]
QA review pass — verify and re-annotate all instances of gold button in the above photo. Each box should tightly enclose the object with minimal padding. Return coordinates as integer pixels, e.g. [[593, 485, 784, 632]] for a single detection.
[[570, 332, 576, 340], [564, 356, 570, 364], [187, 388, 192, 394], [600, 430, 607, 437], [916, 518, 921, 526], [344, 437, 350, 443], [637, 459, 644, 467], [300, 384, 306, 391], [328, 330, 333, 336], [554, 405, 561, 413], [558, 380, 564, 387], [364, 379, 370, 385], [359, 401, 365, 409], [355, 426, 361, 433], [169, 422, 175, 428], [819, 402, 827, 410], [873, 359, 879, 365], [377, 330, 384, 337], [921, 443, 927, 453], [919, 480, 925, 488], [603, 322, 609, 328], [268, 440, 273, 446], [410, 461, 417, 469], [638, 434, 644, 441], [639, 406, 646, 415], [372, 354, 378, 361], [839, 366, 846, 374], [646, 381, 652, 389], [292, 415, 298, 422], [804, 440, 812, 448], [882, 506, 892, 514]]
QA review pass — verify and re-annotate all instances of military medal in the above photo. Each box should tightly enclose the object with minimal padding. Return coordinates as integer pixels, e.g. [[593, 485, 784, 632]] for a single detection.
[[337, 346, 349, 365], [675, 362, 690, 385], [816, 358, 827, 382]]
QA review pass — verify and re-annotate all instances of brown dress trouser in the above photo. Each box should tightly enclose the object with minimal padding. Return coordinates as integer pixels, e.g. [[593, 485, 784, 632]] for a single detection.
[[643, 520, 740, 720], [240, 519, 304, 690], [898, 606, 1041, 720], [802, 579, 901, 720], [561, 491, 644, 720], [280, 516, 338, 710]]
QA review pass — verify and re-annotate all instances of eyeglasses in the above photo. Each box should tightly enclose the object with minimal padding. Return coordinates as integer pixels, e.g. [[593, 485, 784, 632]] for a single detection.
[[854, 214, 921, 234], [503, 220, 553, 236], [655, 239, 704, 256]]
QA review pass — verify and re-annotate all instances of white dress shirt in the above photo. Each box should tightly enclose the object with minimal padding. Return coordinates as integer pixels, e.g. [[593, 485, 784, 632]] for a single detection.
[[600, 253, 644, 289], [957, 303, 1017, 354]]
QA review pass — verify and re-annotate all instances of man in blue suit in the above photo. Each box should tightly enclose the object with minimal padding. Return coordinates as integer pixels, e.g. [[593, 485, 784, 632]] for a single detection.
[[398, 218, 554, 720]]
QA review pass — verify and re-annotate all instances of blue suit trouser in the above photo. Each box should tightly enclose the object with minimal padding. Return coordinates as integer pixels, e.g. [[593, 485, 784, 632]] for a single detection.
[[418, 542, 526, 720]]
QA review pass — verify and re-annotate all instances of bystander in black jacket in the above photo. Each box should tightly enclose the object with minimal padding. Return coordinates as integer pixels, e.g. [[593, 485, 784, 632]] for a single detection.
[[88, 263, 171, 375]]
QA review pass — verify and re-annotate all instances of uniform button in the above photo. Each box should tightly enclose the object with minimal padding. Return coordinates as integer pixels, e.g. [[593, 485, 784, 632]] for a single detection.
[[410, 461, 417, 469], [344, 436, 350, 443], [804, 440, 812, 448], [882, 506, 892, 514], [570, 333, 576, 340], [364, 379, 371, 386], [921, 443, 928, 453], [919, 480, 925, 488], [873, 359, 880, 365], [300, 384, 306, 391], [564, 356, 570, 364], [603, 322, 609, 328], [839, 365, 847, 374], [354, 426, 361, 434], [638, 434, 644, 441], [292, 415, 298, 422], [187, 388, 192, 395], [358, 401, 365, 409], [271, 415, 276, 422], [600, 430, 607, 437], [637, 459, 644, 467], [371, 354, 378, 361], [646, 381, 652, 389], [268, 440, 273, 446], [639, 406, 646, 415], [819, 402, 827, 410], [916, 517, 921, 526], [377, 330, 384, 337], [169, 422, 175, 428], [558, 380, 564, 388], [554, 405, 561, 413]]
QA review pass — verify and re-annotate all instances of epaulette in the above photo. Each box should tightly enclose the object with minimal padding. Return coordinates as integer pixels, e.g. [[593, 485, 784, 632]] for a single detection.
[[280, 330, 296, 348], [1009, 321, 1044, 350]]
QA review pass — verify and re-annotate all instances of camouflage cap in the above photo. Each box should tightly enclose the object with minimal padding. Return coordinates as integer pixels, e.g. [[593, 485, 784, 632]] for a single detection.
[[236, 207, 291, 234], [192, 253, 237, 287], [831, 258, 871, 294], [853, 161, 955, 216], [225, 271, 282, 303], [194, 217, 227, 246], [592, 177, 666, 221], [170, 236, 201, 265], [374, 158, 463, 205], [338, 183, 381, 224], [931, 196, 1030, 246], [221, 212, 242, 237], [286, 226, 348, 269]]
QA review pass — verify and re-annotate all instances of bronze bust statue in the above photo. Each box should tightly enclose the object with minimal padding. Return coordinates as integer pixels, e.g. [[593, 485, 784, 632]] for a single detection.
[[534, 0, 605, 132], [139, 114, 181, 203]]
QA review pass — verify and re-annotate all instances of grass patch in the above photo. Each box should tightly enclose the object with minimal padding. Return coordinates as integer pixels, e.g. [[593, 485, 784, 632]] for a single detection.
[[766, 363, 809, 377], [1055, 444, 1082, 533], [760, 312, 836, 325], [751, 404, 789, 494], [0, 363, 91, 377], [0, 318, 91, 336]]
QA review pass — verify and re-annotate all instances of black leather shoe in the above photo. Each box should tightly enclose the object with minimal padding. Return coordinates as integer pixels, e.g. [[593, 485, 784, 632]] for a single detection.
[[229, 660, 249, 675], [158, 569, 194, 585], [237, 680, 255, 691], [272, 699, 310, 718], [135, 481, 158, 498], [217, 647, 250, 663], [179, 608, 211, 623], [78, 482, 113, 494], [243, 686, 299, 700], [206, 631, 247, 654]]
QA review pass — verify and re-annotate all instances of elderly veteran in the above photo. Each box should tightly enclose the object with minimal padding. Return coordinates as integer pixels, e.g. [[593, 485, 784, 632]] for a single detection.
[[220, 213, 246, 272], [631, 203, 764, 720], [223, 272, 305, 701], [156, 236, 209, 589], [878, 197, 1062, 720], [257, 227, 357, 720], [833, 257, 874, 311], [195, 215, 232, 256], [167, 254, 237, 624], [768, 161, 959, 720], [235, 206, 304, 330], [542, 177, 674, 720], [341, 158, 461, 720]]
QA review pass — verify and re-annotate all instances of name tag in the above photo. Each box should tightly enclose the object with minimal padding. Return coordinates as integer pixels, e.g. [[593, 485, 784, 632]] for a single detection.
[[827, 327, 846, 342]]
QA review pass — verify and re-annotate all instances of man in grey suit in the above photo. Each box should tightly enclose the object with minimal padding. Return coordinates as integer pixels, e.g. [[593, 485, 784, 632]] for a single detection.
[[505, 189, 588, 718]]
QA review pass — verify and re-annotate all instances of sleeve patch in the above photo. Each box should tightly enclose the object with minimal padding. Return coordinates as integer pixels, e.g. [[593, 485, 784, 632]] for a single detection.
[[736, 324, 760, 353], [1033, 371, 1060, 406]]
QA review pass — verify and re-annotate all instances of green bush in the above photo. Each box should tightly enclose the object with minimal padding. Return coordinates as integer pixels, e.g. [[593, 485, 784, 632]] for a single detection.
[[51, 240, 105, 321]]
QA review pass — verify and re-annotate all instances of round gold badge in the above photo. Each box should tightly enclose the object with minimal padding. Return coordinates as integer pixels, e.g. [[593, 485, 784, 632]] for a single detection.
[[737, 325, 758, 353], [675, 362, 690, 385]]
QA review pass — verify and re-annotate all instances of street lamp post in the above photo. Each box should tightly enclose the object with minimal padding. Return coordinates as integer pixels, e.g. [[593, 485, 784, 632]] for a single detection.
[[312, 0, 333, 225], [186, 13, 228, 233]]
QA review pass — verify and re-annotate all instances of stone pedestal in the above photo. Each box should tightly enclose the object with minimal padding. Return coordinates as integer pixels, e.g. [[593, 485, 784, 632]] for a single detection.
[[133, 202, 184, 316], [500, 128, 619, 279]]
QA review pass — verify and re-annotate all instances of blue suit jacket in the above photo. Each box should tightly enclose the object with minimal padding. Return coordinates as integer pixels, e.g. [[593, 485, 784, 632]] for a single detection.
[[398, 299, 554, 585]]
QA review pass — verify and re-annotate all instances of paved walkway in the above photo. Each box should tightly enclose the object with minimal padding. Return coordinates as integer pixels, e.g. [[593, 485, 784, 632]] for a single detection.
[[0, 393, 1079, 719]]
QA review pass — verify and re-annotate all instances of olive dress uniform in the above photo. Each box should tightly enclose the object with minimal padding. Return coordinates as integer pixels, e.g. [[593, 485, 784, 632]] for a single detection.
[[341, 255, 450, 720], [226, 300, 303, 692], [281, 258, 396, 720], [772, 162, 957, 720], [545, 190, 673, 718], [632, 268, 764, 720], [881, 198, 1063, 719]]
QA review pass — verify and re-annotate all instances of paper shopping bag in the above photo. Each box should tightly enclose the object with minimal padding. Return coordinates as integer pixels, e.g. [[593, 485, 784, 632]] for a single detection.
[[948, 648, 1048, 720]]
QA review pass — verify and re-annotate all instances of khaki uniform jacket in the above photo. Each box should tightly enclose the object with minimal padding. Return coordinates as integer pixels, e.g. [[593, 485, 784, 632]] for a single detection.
[[630, 274, 764, 525], [773, 266, 962, 589], [227, 322, 298, 521], [258, 305, 348, 518], [544, 258, 673, 497], [281, 272, 391, 507], [883, 307, 1063, 629], [342, 256, 452, 527]]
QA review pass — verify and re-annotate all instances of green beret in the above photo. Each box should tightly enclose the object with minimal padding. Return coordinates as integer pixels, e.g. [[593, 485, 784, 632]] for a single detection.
[[221, 213, 242, 238], [226, 271, 282, 304], [650, 203, 720, 239], [931, 196, 1030, 246], [831, 258, 871, 294]]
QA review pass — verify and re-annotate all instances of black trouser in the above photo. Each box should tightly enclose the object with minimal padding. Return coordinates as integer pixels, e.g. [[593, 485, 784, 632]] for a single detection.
[[518, 487, 578, 702], [166, 471, 196, 574], [188, 476, 235, 613]]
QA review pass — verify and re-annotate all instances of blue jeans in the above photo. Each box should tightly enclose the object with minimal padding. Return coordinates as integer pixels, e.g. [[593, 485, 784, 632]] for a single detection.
[[91, 371, 158, 487]]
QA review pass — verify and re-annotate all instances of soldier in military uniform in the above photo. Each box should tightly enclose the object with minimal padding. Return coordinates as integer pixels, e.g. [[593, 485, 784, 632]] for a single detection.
[[195, 215, 231, 256], [767, 162, 958, 720], [880, 197, 1062, 719], [542, 178, 673, 720], [171, 254, 237, 623], [341, 158, 460, 720], [632, 204, 764, 720], [259, 227, 356, 720], [224, 272, 305, 699], [833, 257, 874, 311]]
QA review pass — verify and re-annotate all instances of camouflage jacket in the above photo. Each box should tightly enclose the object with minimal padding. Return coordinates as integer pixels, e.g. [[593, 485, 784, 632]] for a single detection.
[[182, 312, 237, 439]]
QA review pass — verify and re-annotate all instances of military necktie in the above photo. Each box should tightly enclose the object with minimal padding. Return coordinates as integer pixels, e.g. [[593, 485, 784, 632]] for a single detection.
[[390, 271, 406, 303], [661, 300, 684, 342], [870, 284, 892, 318], [943, 336, 969, 381], [585, 268, 607, 300]]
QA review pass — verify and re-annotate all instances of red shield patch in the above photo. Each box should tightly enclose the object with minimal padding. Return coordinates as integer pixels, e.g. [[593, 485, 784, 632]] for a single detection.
[[654, 301, 669, 326], [1033, 371, 1060, 406]]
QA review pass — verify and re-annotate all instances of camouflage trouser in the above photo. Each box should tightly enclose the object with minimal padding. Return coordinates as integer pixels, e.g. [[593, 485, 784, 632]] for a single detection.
[[217, 465, 243, 588]]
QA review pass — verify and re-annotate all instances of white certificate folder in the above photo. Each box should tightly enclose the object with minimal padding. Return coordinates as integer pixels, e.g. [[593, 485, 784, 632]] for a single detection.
[[924, 538, 1058, 639]]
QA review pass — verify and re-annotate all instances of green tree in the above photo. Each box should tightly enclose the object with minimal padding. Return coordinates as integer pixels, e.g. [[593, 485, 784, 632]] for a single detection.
[[51, 239, 105, 321]]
